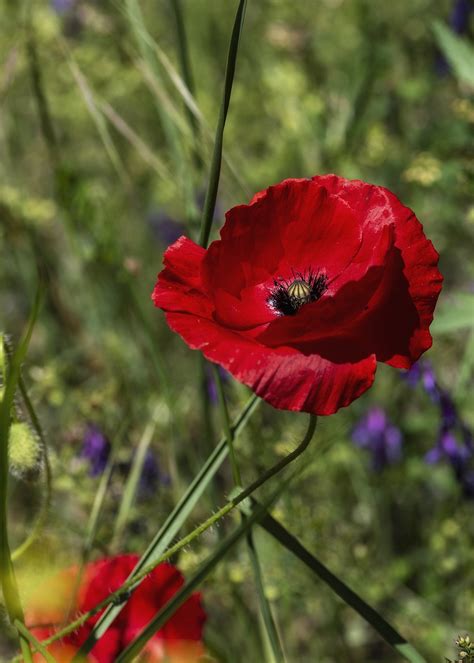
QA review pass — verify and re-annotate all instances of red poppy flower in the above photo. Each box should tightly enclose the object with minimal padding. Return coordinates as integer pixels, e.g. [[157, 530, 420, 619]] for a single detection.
[[26, 555, 206, 662], [153, 175, 443, 415]]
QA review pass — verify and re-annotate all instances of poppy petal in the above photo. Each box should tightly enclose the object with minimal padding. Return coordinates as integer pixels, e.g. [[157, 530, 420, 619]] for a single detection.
[[313, 175, 443, 366], [166, 311, 376, 415], [152, 236, 213, 319], [27, 555, 206, 663]]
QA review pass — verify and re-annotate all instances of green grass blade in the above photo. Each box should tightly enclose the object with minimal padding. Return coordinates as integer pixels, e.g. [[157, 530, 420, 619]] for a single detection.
[[115, 474, 292, 663], [255, 505, 428, 663], [74, 393, 260, 657], [199, 0, 247, 247], [111, 404, 161, 551], [98, 98, 172, 181], [118, 3, 249, 196], [124, 0, 187, 195], [431, 293, 474, 334], [169, 0, 203, 171], [65, 51, 130, 187], [432, 20, 474, 89], [246, 530, 285, 663]]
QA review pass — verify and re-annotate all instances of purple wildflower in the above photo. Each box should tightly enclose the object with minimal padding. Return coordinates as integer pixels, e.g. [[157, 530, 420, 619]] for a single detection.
[[402, 360, 438, 401], [450, 0, 473, 34], [436, 0, 473, 75], [461, 471, 474, 498], [425, 429, 470, 469], [352, 407, 402, 471], [403, 360, 451, 407], [51, 0, 76, 13], [403, 360, 474, 498], [439, 390, 458, 429], [402, 361, 422, 388], [147, 210, 186, 246], [81, 425, 110, 477], [421, 363, 439, 402], [205, 364, 230, 405], [139, 450, 170, 497]]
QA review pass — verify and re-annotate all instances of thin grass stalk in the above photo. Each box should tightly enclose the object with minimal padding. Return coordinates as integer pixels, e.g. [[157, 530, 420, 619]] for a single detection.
[[246, 530, 286, 663], [169, 0, 203, 171], [199, 0, 247, 247], [111, 404, 161, 551], [150, 40, 250, 196], [66, 54, 130, 188], [167, 0, 216, 464], [63, 460, 116, 626], [114, 3, 249, 196], [14, 621, 57, 663], [124, 0, 192, 209], [212, 365, 241, 486], [199, 355, 215, 458], [115, 3, 251, 197], [26, 16, 173, 414], [24, 12, 59, 171], [26, 17, 173, 413], [98, 98, 171, 180], [0, 291, 42, 663]]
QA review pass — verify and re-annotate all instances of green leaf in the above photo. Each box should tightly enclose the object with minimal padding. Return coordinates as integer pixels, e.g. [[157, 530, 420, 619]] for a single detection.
[[254, 504, 428, 663], [432, 21, 474, 88], [74, 393, 260, 658]]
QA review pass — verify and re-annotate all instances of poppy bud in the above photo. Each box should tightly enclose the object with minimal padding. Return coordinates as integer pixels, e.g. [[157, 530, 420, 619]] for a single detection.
[[9, 421, 42, 481]]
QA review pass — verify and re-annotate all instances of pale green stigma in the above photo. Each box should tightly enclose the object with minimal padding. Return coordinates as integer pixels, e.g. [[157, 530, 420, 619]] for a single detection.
[[287, 279, 312, 305]]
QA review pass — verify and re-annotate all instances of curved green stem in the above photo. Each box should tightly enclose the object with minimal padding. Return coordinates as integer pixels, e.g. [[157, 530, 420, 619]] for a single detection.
[[0, 291, 42, 663], [45, 415, 317, 652]]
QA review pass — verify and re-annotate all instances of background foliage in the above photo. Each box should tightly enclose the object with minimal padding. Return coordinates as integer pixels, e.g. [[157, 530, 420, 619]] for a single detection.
[[0, 0, 473, 661]]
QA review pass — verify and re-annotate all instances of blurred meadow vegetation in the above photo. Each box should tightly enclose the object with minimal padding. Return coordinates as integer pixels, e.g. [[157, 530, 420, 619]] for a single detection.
[[0, 0, 473, 661]]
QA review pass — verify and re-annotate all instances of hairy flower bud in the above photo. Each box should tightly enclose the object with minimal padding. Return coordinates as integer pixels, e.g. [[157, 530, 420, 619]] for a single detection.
[[9, 421, 42, 481]]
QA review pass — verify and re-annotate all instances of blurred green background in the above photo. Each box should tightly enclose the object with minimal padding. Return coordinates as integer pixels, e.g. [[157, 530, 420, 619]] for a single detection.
[[0, 0, 473, 661]]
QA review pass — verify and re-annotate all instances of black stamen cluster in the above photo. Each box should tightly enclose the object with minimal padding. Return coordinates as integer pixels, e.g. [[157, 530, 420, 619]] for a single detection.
[[268, 270, 328, 316]]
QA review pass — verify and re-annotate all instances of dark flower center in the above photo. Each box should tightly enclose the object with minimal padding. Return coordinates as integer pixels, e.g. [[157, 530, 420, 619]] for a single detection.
[[268, 270, 328, 316]]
